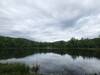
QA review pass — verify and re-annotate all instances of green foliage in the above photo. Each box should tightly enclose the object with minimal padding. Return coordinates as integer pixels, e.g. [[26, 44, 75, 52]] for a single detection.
[[0, 63, 29, 73], [0, 36, 100, 59], [0, 63, 39, 75], [67, 38, 100, 48]]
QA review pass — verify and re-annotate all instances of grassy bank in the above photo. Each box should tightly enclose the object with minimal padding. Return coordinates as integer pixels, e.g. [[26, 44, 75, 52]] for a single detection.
[[0, 63, 39, 75]]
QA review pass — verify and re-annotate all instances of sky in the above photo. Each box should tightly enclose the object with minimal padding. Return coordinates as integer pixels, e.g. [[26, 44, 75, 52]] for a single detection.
[[0, 0, 100, 42]]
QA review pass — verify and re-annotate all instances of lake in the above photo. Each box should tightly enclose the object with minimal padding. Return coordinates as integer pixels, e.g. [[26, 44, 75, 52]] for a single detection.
[[0, 52, 100, 75]]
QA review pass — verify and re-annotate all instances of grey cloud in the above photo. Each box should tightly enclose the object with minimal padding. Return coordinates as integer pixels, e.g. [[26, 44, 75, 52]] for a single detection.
[[0, 0, 100, 41]]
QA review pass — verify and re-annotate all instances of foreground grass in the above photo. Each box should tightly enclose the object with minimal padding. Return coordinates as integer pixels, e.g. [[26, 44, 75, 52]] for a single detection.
[[0, 63, 40, 75]]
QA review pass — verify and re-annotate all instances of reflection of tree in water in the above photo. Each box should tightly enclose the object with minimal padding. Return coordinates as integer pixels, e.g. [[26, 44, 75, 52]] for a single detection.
[[30, 64, 40, 74]]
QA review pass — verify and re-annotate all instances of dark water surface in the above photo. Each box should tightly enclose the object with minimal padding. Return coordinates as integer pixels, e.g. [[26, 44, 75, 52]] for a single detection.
[[0, 52, 100, 75]]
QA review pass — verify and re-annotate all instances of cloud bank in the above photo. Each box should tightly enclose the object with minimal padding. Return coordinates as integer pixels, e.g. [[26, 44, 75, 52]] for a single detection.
[[0, 0, 100, 41]]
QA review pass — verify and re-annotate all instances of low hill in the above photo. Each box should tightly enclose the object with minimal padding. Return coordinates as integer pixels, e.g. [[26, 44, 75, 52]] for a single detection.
[[0, 36, 100, 59]]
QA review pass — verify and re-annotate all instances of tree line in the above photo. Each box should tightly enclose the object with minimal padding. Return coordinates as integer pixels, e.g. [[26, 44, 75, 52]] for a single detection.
[[0, 36, 100, 59]]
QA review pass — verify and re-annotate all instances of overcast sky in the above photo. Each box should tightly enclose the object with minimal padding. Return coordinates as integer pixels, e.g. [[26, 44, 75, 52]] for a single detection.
[[0, 0, 100, 42]]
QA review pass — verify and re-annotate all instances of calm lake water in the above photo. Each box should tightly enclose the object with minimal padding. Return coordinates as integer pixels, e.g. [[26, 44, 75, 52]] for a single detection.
[[0, 53, 100, 75]]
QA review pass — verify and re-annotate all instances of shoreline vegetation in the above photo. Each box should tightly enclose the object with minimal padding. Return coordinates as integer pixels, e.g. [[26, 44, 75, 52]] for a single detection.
[[0, 36, 100, 59], [0, 63, 40, 75]]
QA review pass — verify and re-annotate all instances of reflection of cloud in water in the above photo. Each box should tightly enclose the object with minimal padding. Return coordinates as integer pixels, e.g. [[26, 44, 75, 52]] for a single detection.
[[0, 53, 100, 75]]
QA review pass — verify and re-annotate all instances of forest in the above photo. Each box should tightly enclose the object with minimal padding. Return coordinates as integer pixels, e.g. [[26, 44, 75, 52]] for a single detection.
[[0, 36, 100, 59]]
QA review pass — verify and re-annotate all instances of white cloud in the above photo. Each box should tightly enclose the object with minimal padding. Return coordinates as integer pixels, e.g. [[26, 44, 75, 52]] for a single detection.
[[75, 14, 100, 38], [0, 0, 100, 41]]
